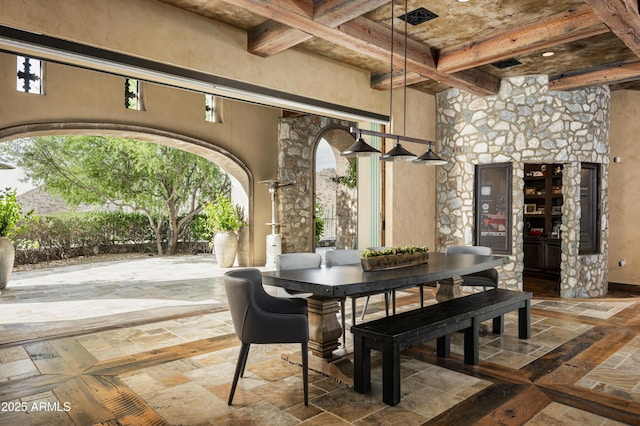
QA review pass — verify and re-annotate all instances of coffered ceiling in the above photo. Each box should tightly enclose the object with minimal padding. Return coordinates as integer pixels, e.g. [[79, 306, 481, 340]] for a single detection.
[[158, 0, 640, 96]]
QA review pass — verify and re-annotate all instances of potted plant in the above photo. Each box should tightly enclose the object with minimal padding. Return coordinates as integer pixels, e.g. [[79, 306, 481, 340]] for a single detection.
[[0, 188, 29, 289], [203, 195, 244, 268]]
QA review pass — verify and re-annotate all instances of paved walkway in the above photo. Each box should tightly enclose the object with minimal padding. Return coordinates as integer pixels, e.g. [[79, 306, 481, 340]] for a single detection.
[[1, 255, 239, 326]]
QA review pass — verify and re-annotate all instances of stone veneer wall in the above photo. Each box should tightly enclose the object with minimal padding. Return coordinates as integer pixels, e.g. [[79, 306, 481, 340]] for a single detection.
[[437, 75, 610, 298], [277, 116, 353, 253]]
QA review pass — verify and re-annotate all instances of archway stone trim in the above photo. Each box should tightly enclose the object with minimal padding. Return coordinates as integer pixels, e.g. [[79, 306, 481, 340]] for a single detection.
[[277, 116, 354, 253]]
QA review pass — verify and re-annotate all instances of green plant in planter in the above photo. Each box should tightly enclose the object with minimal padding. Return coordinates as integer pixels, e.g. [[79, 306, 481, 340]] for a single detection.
[[362, 245, 429, 258], [0, 188, 30, 238], [203, 195, 244, 235]]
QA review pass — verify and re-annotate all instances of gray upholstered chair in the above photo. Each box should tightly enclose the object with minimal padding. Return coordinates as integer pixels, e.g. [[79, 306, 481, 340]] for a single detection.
[[275, 253, 322, 298], [444, 245, 499, 289], [325, 249, 390, 346], [224, 268, 309, 406]]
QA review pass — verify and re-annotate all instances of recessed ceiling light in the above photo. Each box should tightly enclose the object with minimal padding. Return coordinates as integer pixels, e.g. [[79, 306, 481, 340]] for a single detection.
[[458, 0, 470, 2], [542, 51, 555, 57]]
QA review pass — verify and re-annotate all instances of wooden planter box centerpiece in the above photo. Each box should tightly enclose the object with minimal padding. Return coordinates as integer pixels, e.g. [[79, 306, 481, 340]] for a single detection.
[[361, 246, 429, 272]]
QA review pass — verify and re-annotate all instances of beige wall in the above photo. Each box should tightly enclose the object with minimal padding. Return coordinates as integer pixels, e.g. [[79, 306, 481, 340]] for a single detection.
[[384, 89, 438, 250], [609, 90, 640, 285], [0, 0, 447, 263], [0, 53, 281, 265], [0, 0, 388, 118]]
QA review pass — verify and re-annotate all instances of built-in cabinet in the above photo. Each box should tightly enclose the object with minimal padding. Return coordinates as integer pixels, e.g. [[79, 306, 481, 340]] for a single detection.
[[523, 163, 562, 276]]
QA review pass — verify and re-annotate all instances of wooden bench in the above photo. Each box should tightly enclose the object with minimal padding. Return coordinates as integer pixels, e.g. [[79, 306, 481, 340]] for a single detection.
[[351, 288, 532, 406]]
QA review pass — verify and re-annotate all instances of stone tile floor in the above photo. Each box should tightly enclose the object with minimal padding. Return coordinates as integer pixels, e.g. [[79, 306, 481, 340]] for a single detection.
[[0, 255, 638, 425]]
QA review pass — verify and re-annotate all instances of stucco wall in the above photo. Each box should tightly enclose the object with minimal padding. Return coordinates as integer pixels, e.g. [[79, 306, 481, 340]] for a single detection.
[[0, 0, 389, 120], [609, 90, 640, 286], [384, 88, 438, 250], [0, 52, 282, 265]]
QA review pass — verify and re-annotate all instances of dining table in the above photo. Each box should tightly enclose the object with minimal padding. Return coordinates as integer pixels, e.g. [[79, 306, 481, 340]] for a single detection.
[[262, 252, 510, 384]]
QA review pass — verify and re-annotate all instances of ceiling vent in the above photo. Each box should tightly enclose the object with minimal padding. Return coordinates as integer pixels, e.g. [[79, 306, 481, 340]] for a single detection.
[[491, 58, 522, 69], [399, 7, 438, 25]]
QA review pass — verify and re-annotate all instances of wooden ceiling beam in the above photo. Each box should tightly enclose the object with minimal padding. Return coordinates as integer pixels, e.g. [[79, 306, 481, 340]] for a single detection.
[[438, 5, 609, 74], [226, 0, 499, 96], [549, 61, 640, 90], [249, 0, 387, 57], [586, 0, 640, 57], [313, 0, 388, 26]]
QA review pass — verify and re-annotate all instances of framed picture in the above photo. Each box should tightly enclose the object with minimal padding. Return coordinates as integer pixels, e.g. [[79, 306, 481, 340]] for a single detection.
[[481, 185, 492, 196], [552, 206, 562, 215], [524, 204, 537, 214]]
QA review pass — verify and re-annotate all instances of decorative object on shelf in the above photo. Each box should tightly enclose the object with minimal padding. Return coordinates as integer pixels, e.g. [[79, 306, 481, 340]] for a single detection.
[[361, 246, 429, 271], [524, 204, 537, 214]]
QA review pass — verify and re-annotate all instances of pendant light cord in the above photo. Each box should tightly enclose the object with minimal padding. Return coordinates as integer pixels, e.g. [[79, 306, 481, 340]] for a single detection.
[[403, 0, 408, 138], [389, 0, 394, 142]]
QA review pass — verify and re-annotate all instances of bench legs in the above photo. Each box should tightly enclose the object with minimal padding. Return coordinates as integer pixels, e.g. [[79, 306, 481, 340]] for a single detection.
[[382, 342, 401, 406], [464, 318, 480, 365], [519, 299, 531, 339], [353, 335, 370, 394]]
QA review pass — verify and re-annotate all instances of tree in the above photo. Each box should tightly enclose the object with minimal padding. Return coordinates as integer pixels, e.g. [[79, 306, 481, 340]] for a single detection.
[[1, 136, 230, 255]]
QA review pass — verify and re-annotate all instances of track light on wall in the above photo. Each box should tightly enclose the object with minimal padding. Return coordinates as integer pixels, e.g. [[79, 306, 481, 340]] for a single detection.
[[340, 0, 446, 166]]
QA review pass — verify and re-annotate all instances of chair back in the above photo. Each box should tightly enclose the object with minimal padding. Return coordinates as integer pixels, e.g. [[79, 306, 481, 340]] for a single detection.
[[224, 269, 257, 341], [224, 268, 308, 343], [276, 253, 322, 271], [326, 249, 361, 267], [445, 245, 492, 256]]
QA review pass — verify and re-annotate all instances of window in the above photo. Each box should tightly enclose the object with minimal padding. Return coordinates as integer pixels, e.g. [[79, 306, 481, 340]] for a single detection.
[[475, 163, 512, 254], [579, 163, 600, 254], [125, 78, 143, 110], [205, 94, 222, 123], [16, 55, 44, 94]]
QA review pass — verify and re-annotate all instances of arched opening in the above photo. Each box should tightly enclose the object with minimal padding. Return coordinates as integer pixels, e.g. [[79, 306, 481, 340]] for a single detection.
[[313, 127, 358, 252], [0, 123, 254, 265]]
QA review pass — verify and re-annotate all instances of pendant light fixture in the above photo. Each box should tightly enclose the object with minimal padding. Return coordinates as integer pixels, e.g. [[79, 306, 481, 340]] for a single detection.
[[413, 141, 447, 165], [340, 0, 446, 166], [341, 130, 381, 157], [380, 0, 416, 162]]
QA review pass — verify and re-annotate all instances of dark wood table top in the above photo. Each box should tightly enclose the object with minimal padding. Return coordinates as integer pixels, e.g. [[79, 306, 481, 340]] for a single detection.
[[262, 252, 509, 298]]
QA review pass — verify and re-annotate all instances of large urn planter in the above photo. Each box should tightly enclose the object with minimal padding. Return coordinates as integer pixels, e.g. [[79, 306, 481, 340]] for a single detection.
[[213, 231, 238, 268], [0, 236, 15, 289]]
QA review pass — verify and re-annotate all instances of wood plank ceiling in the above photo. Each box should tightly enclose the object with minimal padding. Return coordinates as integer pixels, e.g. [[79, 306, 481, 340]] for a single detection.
[[159, 0, 640, 96]]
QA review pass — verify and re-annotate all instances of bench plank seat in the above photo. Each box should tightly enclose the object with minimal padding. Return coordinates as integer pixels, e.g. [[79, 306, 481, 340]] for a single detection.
[[351, 288, 531, 406]]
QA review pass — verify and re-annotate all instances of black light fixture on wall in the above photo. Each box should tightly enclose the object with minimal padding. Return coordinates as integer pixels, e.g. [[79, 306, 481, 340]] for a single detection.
[[341, 0, 446, 166]]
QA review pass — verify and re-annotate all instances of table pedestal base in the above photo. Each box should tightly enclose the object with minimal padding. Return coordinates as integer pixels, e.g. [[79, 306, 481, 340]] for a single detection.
[[306, 297, 342, 358], [436, 276, 464, 302], [282, 350, 354, 387]]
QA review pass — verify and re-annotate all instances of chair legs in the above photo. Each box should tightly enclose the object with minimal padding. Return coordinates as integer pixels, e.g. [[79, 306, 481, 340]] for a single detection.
[[228, 343, 250, 405], [228, 342, 308, 407], [301, 341, 308, 406]]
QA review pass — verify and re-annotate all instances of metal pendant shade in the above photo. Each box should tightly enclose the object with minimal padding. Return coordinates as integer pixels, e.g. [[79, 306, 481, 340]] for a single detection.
[[380, 138, 417, 162], [413, 144, 447, 165], [341, 136, 381, 157]]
